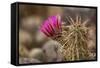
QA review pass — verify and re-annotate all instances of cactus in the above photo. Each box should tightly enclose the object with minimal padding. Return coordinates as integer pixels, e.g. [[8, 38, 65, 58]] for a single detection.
[[56, 16, 90, 61], [40, 15, 90, 61]]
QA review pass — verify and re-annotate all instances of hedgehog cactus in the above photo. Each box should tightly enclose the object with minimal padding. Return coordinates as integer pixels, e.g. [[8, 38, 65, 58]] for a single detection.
[[60, 16, 90, 61], [40, 15, 90, 61]]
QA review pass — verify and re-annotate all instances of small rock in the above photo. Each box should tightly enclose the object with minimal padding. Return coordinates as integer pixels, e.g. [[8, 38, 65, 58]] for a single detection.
[[29, 48, 45, 61], [19, 57, 41, 64], [19, 29, 32, 48], [19, 44, 29, 57], [21, 16, 42, 33], [42, 40, 63, 62]]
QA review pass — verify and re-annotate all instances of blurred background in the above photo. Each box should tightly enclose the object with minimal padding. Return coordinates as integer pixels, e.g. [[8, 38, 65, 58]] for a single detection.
[[19, 4, 96, 64]]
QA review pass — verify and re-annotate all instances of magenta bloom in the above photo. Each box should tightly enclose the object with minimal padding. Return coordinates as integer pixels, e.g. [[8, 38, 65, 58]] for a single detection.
[[40, 16, 62, 37]]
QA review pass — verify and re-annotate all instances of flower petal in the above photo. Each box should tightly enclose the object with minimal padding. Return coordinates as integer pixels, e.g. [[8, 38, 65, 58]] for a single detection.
[[40, 15, 62, 37]]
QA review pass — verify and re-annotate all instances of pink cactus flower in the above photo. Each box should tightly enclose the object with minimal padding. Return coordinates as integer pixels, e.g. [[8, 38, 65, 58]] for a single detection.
[[40, 16, 62, 37]]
